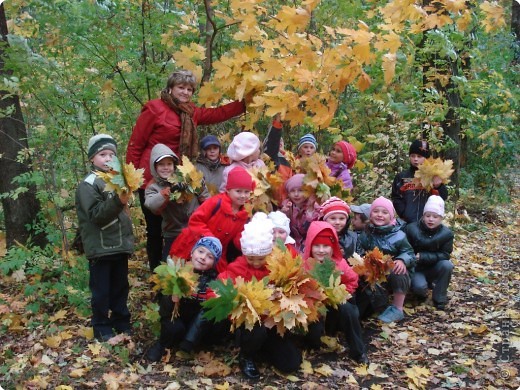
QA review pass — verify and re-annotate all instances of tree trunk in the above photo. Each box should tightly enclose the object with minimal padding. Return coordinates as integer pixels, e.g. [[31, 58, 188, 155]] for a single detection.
[[512, 0, 520, 63], [0, 4, 46, 248]]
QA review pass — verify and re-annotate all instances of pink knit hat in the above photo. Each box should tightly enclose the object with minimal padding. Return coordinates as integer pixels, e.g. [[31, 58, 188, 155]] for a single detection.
[[370, 196, 396, 225], [423, 195, 445, 217], [285, 173, 304, 193], [335, 141, 357, 169], [320, 197, 351, 220], [227, 132, 261, 161]]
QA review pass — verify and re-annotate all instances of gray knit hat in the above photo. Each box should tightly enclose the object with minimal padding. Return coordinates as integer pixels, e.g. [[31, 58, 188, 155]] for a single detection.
[[87, 134, 117, 159]]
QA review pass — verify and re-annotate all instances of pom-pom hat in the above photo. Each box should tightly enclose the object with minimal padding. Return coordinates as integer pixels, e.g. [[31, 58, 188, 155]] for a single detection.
[[423, 195, 445, 217], [226, 166, 255, 191], [298, 134, 318, 151], [240, 212, 274, 256], [409, 139, 431, 158], [335, 141, 357, 169], [320, 197, 351, 220], [87, 134, 117, 159], [227, 132, 261, 161], [192, 237, 223, 263]]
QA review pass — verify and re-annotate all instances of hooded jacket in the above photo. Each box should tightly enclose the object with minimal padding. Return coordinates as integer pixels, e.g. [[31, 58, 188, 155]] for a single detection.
[[169, 192, 250, 273], [144, 144, 208, 238], [75, 168, 134, 259], [126, 98, 245, 187], [302, 221, 359, 293], [391, 165, 449, 223], [357, 223, 417, 270], [404, 220, 454, 268]]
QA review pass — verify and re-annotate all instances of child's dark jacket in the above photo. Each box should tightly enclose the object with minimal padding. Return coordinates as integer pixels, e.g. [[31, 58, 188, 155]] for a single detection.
[[75, 170, 134, 259], [391, 166, 448, 223], [404, 221, 454, 268], [357, 224, 416, 270]]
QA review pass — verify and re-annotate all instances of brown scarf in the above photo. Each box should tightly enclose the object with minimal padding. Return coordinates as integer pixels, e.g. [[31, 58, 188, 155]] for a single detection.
[[161, 90, 198, 159]]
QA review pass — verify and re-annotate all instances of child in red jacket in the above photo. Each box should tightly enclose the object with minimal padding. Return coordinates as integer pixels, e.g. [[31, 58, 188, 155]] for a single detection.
[[170, 166, 253, 272], [302, 221, 368, 364], [218, 213, 302, 380]]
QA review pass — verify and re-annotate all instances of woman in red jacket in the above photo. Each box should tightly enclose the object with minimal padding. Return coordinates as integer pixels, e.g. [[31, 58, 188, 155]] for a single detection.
[[126, 70, 246, 271], [302, 221, 368, 364]]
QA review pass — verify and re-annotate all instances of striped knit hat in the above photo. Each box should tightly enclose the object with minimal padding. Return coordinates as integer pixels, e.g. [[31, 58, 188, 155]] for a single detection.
[[297, 133, 318, 151], [87, 134, 117, 159], [320, 196, 351, 220]]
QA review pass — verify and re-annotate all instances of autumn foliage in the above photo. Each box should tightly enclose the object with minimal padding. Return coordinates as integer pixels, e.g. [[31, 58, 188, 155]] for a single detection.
[[348, 248, 394, 287]]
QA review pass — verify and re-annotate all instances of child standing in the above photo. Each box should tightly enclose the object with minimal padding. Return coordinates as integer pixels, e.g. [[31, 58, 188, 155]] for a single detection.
[[170, 166, 253, 272], [146, 237, 226, 362], [219, 213, 302, 379], [219, 132, 265, 192], [302, 221, 368, 364], [326, 141, 357, 189], [144, 144, 209, 264], [75, 134, 134, 341], [195, 135, 229, 195], [405, 195, 454, 310], [357, 197, 416, 323], [297, 133, 318, 158], [320, 197, 357, 258], [391, 139, 449, 223], [280, 174, 320, 252]]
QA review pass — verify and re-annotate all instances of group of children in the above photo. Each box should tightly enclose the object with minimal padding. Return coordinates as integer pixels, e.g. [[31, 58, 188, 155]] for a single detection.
[[75, 124, 454, 379]]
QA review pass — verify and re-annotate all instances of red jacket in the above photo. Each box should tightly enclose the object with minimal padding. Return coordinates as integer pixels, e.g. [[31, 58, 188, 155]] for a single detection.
[[169, 192, 250, 273], [302, 221, 359, 294], [126, 99, 245, 186], [218, 256, 270, 282]]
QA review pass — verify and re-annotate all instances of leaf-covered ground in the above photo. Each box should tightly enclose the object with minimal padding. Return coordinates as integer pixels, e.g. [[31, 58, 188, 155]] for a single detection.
[[1, 193, 518, 389]]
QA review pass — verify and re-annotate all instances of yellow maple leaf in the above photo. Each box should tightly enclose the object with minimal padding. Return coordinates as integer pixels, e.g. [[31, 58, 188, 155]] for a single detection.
[[405, 365, 431, 389], [479, 1, 505, 33], [382, 53, 397, 85], [230, 277, 274, 331], [412, 157, 454, 191], [122, 162, 145, 193]]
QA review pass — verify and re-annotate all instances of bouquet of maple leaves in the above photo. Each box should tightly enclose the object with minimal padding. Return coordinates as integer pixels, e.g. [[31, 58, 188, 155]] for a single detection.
[[348, 248, 394, 288], [150, 256, 200, 318], [413, 157, 454, 191], [167, 156, 205, 203], [95, 156, 144, 196], [202, 245, 351, 336]]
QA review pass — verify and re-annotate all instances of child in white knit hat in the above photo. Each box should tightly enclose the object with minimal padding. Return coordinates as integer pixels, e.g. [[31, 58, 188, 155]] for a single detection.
[[218, 212, 302, 380], [267, 211, 298, 256], [219, 132, 266, 192], [404, 195, 454, 310]]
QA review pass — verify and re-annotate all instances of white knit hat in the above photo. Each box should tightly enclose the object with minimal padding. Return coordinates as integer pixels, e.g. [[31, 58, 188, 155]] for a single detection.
[[240, 212, 274, 256], [423, 195, 445, 217], [227, 132, 261, 161], [268, 211, 296, 245]]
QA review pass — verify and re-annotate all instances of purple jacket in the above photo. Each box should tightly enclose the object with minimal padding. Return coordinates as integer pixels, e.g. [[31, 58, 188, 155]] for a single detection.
[[326, 160, 353, 189]]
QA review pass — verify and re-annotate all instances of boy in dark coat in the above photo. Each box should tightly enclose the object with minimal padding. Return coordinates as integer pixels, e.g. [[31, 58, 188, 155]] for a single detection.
[[391, 140, 448, 223], [405, 195, 454, 310], [75, 134, 134, 341]]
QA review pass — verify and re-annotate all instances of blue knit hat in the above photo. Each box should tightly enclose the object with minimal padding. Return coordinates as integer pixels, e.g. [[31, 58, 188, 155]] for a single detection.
[[200, 135, 221, 150], [298, 133, 318, 151], [192, 237, 222, 263]]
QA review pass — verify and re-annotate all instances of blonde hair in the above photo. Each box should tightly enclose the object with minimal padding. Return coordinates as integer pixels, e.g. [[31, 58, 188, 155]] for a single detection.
[[165, 70, 197, 90]]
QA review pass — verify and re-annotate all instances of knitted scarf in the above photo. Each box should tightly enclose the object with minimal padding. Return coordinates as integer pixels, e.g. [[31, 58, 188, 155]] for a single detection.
[[195, 155, 222, 172], [160, 90, 198, 159]]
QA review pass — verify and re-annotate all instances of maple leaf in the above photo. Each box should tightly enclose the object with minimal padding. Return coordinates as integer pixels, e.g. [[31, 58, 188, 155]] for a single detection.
[[479, 1, 506, 33], [229, 277, 274, 331], [96, 156, 144, 195], [405, 365, 431, 389], [309, 257, 351, 308], [167, 156, 205, 203], [202, 279, 238, 322], [349, 248, 394, 287], [412, 157, 454, 191]]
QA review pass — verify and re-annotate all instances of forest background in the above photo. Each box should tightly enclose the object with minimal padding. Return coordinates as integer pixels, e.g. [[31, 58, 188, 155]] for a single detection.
[[0, 0, 518, 389]]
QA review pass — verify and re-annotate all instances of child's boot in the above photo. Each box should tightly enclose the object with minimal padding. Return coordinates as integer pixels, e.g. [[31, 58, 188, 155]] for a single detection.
[[145, 341, 165, 362]]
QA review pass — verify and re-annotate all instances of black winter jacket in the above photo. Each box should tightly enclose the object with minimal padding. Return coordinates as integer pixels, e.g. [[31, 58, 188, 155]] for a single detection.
[[357, 224, 416, 270], [391, 166, 448, 223], [404, 221, 454, 269]]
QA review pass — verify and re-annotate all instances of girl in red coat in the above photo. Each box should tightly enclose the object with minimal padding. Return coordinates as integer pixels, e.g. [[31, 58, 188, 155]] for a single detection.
[[218, 213, 302, 380], [302, 221, 368, 364], [169, 166, 253, 273], [127, 69, 246, 271]]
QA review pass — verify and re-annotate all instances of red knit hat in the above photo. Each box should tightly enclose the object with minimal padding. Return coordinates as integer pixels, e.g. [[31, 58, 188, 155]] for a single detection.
[[320, 196, 351, 220], [336, 141, 357, 169], [226, 166, 255, 191], [312, 228, 336, 246]]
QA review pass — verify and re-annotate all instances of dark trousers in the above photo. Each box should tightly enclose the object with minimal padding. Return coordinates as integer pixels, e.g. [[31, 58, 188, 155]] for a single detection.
[[412, 260, 454, 304], [306, 302, 365, 359], [138, 189, 163, 271], [89, 254, 131, 339], [238, 325, 302, 373]]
